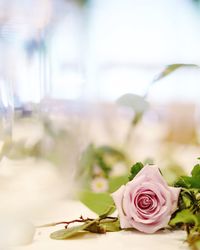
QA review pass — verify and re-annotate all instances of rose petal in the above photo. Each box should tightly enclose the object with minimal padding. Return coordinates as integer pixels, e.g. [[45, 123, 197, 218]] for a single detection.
[[111, 185, 131, 229], [169, 186, 181, 213], [129, 215, 171, 233], [135, 165, 169, 189]]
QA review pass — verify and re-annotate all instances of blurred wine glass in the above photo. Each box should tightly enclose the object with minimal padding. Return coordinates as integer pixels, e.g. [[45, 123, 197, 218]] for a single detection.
[[0, 79, 13, 145], [0, 0, 53, 114]]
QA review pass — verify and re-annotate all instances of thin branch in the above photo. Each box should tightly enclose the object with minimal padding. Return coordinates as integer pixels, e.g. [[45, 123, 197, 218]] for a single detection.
[[37, 215, 118, 229]]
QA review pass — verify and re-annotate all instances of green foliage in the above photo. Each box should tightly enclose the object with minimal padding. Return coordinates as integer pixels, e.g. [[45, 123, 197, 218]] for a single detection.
[[50, 220, 96, 240], [169, 206, 200, 250], [144, 64, 200, 97], [99, 219, 120, 232], [78, 144, 127, 182], [117, 93, 149, 114], [153, 64, 199, 83], [79, 191, 115, 215], [50, 209, 120, 240], [175, 164, 200, 189], [171, 162, 200, 250], [96, 146, 125, 159], [116, 93, 149, 146], [50, 216, 120, 240], [75, 0, 88, 6], [192, 164, 200, 178], [187, 232, 200, 250], [84, 221, 106, 234], [128, 162, 144, 181], [78, 144, 96, 180], [169, 209, 199, 228], [99, 205, 116, 219], [109, 175, 128, 193]]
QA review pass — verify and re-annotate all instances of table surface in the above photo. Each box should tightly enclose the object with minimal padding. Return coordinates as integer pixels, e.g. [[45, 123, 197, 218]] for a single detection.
[[11, 200, 189, 250]]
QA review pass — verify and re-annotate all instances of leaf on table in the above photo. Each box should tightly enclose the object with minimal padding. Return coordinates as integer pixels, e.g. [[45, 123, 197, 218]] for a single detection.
[[85, 222, 106, 234], [50, 218, 120, 240], [99, 205, 116, 219], [79, 191, 115, 215], [86, 217, 120, 233], [116, 93, 149, 114], [100, 219, 121, 232], [50, 220, 96, 240], [129, 162, 144, 181]]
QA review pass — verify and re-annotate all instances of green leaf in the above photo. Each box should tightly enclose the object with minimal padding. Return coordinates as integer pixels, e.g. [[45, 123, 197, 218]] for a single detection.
[[175, 163, 200, 189], [143, 158, 154, 165], [50, 220, 96, 240], [95, 154, 111, 177], [78, 144, 95, 178], [153, 64, 199, 82], [50, 218, 120, 240], [116, 93, 149, 113], [178, 189, 200, 213], [189, 177, 200, 189], [131, 112, 143, 126], [85, 221, 106, 234], [186, 220, 200, 250], [175, 176, 192, 188], [190, 237, 200, 250], [192, 164, 200, 177], [109, 175, 128, 193], [79, 191, 115, 215], [100, 219, 121, 232], [169, 209, 199, 228], [99, 205, 116, 219], [129, 162, 144, 181], [182, 194, 193, 208], [175, 176, 200, 189], [96, 146, 125, 161]]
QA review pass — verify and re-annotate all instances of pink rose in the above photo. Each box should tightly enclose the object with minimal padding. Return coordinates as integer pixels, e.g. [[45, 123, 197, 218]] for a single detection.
[[111, 165, 180, 233]]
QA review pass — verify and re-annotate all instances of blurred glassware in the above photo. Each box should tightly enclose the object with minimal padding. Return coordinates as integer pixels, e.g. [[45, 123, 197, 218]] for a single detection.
[[0, 0, 89, 194], [0, 80, 13, 146], [0, 0, 52, 114]]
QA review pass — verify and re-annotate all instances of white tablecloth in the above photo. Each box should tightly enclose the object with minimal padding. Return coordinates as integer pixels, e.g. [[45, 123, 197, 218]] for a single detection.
[[11, 200, 188, 250]]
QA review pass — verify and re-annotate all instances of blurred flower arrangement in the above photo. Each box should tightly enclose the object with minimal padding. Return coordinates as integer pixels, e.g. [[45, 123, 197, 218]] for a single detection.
[[77, 144, 130, 193], [77, 64, 200, 194], [1, 64, 199, 194]]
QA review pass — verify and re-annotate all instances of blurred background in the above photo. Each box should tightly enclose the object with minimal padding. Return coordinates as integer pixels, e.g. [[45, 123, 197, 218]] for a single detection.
[[0, 0, 200, 246], [1, 0, 200, 104]]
